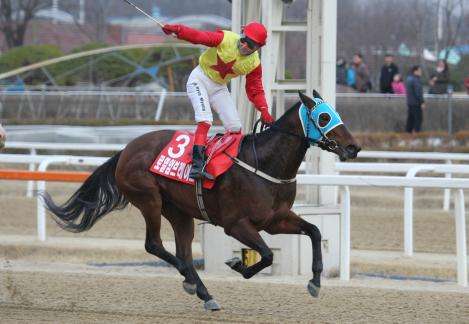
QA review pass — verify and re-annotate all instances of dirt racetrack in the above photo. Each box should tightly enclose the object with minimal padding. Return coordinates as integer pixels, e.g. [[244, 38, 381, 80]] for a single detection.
[[1, 260, 468, 323], [1, 178, 469, 322]]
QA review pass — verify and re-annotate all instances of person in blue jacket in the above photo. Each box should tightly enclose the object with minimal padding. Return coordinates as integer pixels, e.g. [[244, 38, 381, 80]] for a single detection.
[[405, 65, 425, 133]]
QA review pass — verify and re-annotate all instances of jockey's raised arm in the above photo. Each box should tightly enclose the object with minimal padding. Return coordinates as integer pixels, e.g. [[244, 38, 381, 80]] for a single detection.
[[162, 24, 224, 47]]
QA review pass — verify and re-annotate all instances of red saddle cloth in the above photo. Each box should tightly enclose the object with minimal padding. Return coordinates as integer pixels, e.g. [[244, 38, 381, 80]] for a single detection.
[[149, 131, 243, 189]]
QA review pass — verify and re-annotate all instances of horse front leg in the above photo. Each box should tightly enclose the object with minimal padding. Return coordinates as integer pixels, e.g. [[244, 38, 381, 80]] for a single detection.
[[224, 217, 273, 279], [265, 210, 323, 298]]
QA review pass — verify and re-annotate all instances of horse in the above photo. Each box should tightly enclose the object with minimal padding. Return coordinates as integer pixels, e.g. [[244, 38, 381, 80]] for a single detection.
[[43, 90, 361, 311]]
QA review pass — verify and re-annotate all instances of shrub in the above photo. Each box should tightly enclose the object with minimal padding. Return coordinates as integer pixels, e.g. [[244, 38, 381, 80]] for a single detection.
[[0, 45, 64, 85]]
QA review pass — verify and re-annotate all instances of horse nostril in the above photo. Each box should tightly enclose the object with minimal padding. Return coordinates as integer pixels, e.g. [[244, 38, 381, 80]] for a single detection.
[[346, 145, 359, 158]]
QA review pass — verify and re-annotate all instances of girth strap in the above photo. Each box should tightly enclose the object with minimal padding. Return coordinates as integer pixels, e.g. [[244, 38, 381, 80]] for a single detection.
[[195, 178, 211, 222]]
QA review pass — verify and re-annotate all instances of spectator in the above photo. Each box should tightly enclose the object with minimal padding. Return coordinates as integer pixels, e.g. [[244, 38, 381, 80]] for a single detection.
[[391, 74, 406, 95], [405, 65, 425, 133], [464, 76, 469, 95], [351, 53, 371, 92], [346, 65, 356, 88], [336, 58, 348, 85], [429, 59, 450, 94], [0, 123, 6, 149], [379, 54, 399, 93]]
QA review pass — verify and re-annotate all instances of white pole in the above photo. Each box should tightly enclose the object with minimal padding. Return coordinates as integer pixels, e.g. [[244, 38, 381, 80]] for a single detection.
[[340, 186, 350, 281], [404, 187, 413, 256], [443, 159, 451, 211], [36, 159, 56, 241], [79, 0, 85, 25], [318, 0, 338, 206], [454, 189, 467, 286], [154, 89, 167, 121], [52, 0, 59, 24], [37, 180, 46, 241], [26, 148, 37, 198], [404, 166, 435, 256]]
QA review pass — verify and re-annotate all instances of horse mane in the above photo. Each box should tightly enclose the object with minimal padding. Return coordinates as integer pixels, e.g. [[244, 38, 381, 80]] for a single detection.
[[243, 101, 302, 141]]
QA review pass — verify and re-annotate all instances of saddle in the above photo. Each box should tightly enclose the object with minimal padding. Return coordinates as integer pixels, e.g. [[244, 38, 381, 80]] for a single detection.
[[149, 131, 243, 189]]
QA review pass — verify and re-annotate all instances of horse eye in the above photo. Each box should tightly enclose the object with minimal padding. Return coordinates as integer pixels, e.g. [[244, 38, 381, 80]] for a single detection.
[[318, 113, 331, 127]]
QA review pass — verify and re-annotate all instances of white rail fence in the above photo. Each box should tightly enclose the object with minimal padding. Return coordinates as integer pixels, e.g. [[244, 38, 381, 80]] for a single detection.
[[336, 162, 469, 256], [0, 154, 107, 241], [5, 142, 124, 198], [297, 175, 468, 287], [1, 149, 468, 286]]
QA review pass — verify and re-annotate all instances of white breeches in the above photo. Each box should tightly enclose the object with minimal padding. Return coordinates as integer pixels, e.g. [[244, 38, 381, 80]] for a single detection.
[[186, 66, 242, 132]]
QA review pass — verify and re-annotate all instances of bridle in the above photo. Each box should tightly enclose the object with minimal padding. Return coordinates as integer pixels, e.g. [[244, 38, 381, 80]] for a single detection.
[[265, 104, 339, 153]]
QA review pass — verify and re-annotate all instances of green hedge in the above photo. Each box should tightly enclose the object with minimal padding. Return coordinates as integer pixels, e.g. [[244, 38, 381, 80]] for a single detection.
[[0, 44, 64, 85]]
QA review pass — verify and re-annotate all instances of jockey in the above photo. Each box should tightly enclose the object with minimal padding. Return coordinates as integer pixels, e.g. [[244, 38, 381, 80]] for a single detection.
[[161, 22, 274, 180]]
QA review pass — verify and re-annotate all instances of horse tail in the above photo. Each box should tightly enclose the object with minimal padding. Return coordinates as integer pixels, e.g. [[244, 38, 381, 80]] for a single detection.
[[42, 151, 129, 233]]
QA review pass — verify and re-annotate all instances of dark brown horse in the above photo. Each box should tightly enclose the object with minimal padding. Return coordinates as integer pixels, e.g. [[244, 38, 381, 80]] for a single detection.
[[43, 91, 360, 311]]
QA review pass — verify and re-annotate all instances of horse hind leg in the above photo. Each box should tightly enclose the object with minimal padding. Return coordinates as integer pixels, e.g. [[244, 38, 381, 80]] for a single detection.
[[163, 203, 220, 311], [128, 192, 187, 279]]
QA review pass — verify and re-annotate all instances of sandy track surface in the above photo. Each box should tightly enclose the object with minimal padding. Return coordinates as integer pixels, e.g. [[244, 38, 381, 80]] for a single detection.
[[1, 260, 468, 324], [1, 181, 469, 322]]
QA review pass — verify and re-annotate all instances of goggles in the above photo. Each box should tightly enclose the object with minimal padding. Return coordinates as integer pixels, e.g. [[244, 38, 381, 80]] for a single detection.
[[240, 36, 261, 50]]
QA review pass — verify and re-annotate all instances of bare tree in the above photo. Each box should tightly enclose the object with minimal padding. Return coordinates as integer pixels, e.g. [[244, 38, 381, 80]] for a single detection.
[[0, 0, 49, 48], [435, 0, 465, 60], [62, 0, 111, 43]]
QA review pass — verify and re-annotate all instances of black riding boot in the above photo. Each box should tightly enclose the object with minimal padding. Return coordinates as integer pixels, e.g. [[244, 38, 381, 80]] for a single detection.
[[189, 145, 214, 180]]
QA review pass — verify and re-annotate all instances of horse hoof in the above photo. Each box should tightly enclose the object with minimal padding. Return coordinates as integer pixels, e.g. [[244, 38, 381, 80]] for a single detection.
[[307, 280, 321, 298], [182, 281, 196, 295], [225, 257, 242, 269], [204, 299, 221, 311]]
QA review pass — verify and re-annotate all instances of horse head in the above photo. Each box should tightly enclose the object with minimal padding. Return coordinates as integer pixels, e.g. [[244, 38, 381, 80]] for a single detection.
[[298, 90, 361, 161]]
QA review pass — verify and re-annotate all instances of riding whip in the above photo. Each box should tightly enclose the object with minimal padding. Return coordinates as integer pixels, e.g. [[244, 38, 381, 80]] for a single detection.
[[123, 0, 164, 27]]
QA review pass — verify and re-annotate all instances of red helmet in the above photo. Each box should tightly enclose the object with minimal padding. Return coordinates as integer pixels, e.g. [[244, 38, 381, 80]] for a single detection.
[[243, 22, 267, 46]]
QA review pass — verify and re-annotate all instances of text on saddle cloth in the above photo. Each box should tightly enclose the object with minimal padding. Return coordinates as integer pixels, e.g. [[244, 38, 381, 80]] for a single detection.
[[149, 131, 243, 189]]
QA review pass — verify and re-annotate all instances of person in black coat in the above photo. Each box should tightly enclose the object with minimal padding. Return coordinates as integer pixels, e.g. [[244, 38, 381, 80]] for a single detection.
[[336, 57, 348, 86], [429, 59, 450, 94], [379, 54, 399, 93], [405, 65, 425, 133]]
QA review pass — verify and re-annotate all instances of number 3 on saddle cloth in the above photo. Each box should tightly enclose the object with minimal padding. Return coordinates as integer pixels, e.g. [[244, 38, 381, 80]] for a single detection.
[[149, 131, 244, 189]]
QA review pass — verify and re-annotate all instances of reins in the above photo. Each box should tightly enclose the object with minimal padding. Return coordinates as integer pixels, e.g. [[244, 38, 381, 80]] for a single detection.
[[230, 103, 340, 183]]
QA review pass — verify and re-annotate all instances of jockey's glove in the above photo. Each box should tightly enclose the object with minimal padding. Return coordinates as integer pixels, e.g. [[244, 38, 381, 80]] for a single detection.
[[162, 24, 181, 36], [259, 108, 275, 125]]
